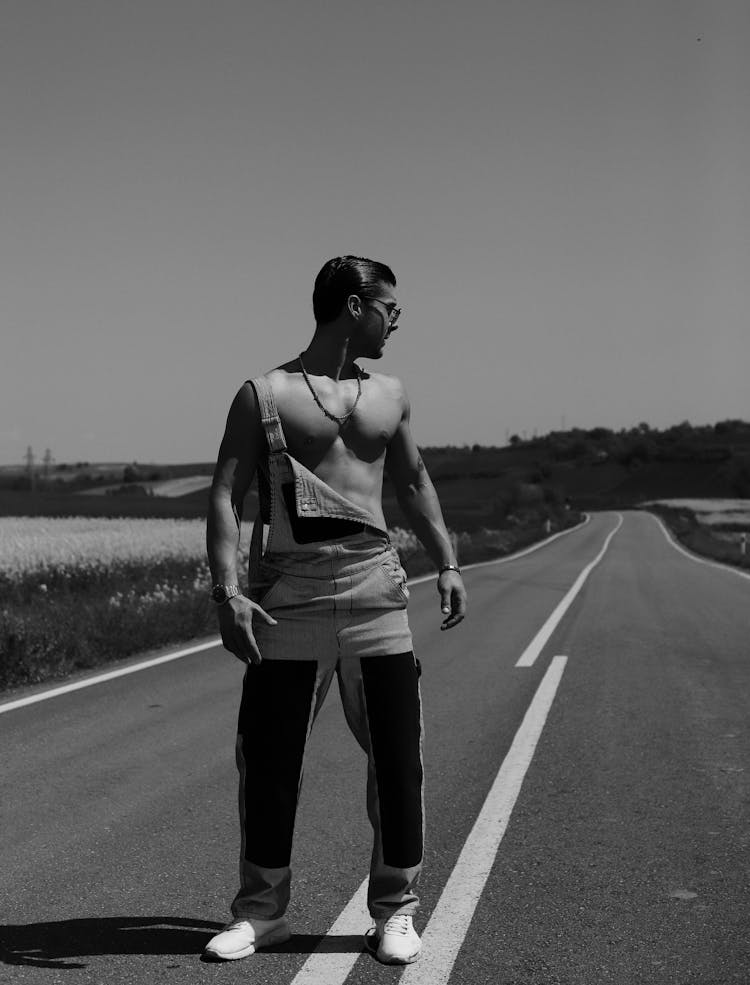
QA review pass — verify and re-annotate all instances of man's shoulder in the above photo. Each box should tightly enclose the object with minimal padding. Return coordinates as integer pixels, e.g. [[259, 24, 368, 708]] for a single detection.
[[245, 363, 294, 384], [362, 370, 406, 398], [261, 363, 299, 390], [238, 365, 295, 401]]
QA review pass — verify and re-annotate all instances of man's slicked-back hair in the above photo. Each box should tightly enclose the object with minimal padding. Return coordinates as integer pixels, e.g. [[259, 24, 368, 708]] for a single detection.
[[313, 256, 396, 324]]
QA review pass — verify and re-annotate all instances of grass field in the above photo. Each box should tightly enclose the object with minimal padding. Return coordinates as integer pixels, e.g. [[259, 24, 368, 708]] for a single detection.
[[0, 517, 248, 692], [0, 516, 244, 576]]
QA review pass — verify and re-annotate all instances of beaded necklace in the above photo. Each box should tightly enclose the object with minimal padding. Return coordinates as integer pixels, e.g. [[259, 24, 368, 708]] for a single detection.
[[298, 353, 362, 428]]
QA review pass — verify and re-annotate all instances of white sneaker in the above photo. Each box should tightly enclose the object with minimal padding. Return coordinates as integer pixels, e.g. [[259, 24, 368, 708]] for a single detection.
[[203, 916, 290, 961], [364, 913, 421, 965]]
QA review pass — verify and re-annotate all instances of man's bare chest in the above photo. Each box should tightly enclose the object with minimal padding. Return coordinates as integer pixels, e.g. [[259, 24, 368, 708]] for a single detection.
[[273, 378, 402, 469]]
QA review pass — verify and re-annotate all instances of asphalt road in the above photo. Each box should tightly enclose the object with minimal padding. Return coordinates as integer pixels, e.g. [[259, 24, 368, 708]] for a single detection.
[[2, 511, 749, 985]]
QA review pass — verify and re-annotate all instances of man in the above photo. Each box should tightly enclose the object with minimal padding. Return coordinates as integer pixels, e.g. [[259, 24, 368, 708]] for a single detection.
[[204, 255, 466, 965]]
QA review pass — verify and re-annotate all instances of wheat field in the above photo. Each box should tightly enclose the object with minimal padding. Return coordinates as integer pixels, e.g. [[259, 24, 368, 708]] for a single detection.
[[0, 516, 256, 578]]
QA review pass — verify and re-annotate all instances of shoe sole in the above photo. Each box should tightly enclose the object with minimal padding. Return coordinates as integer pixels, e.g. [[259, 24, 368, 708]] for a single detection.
[[203, 923, 291, 961], [363, 929, 421, 965]]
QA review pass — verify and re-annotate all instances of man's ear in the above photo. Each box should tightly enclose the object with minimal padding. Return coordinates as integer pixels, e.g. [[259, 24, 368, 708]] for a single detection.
[[347, 294, 362, 319]]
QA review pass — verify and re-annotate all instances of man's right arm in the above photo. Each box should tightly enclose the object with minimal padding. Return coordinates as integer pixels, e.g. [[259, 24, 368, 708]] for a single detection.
[[206, 382, 276, 664]]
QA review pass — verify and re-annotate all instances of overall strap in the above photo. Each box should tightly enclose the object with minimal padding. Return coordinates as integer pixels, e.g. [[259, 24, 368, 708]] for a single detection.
[[249, 376, 287, 454], [248, 507, 265, 570]]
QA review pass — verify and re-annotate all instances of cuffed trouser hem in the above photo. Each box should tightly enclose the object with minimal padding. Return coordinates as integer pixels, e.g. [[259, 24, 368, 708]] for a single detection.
[[231, 862, 291, 921]]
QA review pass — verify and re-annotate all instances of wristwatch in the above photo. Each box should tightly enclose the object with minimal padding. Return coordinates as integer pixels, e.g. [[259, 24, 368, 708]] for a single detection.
[[211, 583, 241, 605]]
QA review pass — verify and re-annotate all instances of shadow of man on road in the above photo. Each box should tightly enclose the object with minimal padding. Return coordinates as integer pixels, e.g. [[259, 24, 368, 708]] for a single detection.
[[1, 916, 365, 969], [0, 917, 222, 969]]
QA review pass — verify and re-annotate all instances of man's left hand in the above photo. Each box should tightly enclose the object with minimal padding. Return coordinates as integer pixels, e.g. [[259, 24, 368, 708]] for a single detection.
[[438, 570, 467, 630]]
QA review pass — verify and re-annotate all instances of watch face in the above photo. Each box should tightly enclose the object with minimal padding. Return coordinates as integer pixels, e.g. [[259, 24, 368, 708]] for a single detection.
[[211, 585, 227, 604]]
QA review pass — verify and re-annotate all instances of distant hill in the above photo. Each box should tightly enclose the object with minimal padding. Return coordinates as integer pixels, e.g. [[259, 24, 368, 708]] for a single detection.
[[389, 419, 750, 528], [3, 419, 749, 530]]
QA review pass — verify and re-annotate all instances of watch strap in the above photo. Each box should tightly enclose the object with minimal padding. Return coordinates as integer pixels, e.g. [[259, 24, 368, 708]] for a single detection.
[[211, 583, 241, 605]]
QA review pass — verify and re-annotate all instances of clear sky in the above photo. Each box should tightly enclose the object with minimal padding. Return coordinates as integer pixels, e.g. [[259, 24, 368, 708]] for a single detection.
[[2, 0, 748, 465]]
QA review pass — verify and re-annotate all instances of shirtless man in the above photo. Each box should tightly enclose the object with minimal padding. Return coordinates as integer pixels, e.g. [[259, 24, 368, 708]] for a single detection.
[[204, 256, 467, 965]]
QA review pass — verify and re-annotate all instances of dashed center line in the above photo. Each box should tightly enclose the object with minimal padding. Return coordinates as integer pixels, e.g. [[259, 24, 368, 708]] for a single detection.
[[287, 880, 370, 985], [516, 513, 623, 667]]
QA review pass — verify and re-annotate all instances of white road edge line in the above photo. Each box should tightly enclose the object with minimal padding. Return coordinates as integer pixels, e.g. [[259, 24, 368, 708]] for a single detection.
[[516, 513, 623, 667], [401, 655, 569, 985], [407, 514, 591, 587], [0, 638, 221, 715], [0, 516, 591, 715], [648, 511, 750, 583], [288, 655, 569, 985]]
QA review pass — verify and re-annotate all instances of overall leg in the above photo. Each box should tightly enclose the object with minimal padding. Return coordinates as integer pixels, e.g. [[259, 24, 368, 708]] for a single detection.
[[337, 651, 424, 920], [232, 658, 335, 919]]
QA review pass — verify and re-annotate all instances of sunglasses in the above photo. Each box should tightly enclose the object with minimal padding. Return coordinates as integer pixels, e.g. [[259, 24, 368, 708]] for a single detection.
[[360, 295, 401, 326]]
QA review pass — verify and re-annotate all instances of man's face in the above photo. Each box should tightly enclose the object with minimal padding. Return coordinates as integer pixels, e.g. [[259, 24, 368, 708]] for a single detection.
[[356, 280, 401, 359]]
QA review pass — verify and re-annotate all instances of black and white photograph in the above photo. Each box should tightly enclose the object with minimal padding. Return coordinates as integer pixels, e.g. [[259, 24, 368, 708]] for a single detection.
[[1, 2, 748, 983]]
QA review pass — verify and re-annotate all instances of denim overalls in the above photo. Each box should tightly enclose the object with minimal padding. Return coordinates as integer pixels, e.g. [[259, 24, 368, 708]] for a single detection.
[[232, 375, 424, 923]]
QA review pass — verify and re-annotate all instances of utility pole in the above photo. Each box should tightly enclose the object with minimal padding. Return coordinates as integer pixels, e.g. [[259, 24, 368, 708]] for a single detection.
[[25, 445, 36, 493], [43, 448, 53, 480]]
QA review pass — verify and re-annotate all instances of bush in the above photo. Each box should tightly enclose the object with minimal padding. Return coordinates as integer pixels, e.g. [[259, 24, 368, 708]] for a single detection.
[[730, 458, 750, 497], [399, 512, 584, 578], [0, 559, 216, 691]]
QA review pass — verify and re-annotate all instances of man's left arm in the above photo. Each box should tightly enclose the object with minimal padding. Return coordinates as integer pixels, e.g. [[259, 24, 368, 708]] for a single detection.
[[385, 386, 467, 630]]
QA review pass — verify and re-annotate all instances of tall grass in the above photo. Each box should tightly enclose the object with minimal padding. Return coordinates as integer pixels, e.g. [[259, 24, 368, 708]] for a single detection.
[[0, 518, 252, 691]]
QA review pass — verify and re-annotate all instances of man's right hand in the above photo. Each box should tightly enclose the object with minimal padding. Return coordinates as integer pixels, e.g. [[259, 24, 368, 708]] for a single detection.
[[216, 594, 277, 665]]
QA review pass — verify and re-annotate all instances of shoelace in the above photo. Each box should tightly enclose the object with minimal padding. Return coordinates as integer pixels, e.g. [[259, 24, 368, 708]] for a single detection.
[[383, 914, 411, 936]]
